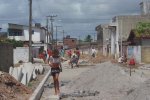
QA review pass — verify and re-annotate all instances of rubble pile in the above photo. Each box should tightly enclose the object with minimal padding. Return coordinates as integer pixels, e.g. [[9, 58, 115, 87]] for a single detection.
[[61, 90, 100, 99], [0, 71, 32, 100], [80, 53, 108, 64]]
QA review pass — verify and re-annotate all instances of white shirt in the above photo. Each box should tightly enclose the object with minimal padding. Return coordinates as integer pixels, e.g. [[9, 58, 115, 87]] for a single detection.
[[49, 56, 61, 64]]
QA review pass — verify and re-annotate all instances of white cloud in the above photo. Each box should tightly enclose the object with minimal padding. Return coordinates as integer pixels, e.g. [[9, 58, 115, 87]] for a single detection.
[[0, 0, 142, 39]]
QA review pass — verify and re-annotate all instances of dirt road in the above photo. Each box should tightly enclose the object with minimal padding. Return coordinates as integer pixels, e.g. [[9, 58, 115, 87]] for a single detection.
[[41, 61, 150, 100]]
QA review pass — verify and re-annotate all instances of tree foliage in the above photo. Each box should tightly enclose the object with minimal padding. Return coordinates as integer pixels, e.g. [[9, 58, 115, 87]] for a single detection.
[[0, 39, 24, 47], [135, 22, 150, 37], [84, 35, 92, 42]]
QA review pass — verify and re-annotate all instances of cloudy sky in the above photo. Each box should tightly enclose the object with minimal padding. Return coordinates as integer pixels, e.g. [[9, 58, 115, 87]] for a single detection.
[[0, 0, 142, 40]]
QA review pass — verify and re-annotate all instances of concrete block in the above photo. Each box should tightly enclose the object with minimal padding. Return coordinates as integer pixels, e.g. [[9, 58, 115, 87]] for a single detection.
[[34, 64, 44, 74], [9, 67, 13, 75], [12, 67, 19, 80], [33, 58, 44, 63], [32, 68, 37, 80], [21, 68, 27, 85], [29, 70, 51, 100], [17, 66, 23, 82], [38, 65, 44, 74], [23, 62, 35, 83]]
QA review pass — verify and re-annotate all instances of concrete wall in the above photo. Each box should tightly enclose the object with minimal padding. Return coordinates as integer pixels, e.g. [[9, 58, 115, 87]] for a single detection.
[[110, 15, 150, 58], [141, 46, 150, 63], [96, 24, 111, 56], [64, 38, 77, 49], [142, 39, 150, 46], [117, 15, 150, 41], [140, 1, 150, 15], [95, 25, 103, 44], [13, 47, 29, 64], [0, 43, 13, 72]]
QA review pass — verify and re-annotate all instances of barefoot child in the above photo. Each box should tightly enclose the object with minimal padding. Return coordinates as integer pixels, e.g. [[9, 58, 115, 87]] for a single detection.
[[49, 49, 62, 96]]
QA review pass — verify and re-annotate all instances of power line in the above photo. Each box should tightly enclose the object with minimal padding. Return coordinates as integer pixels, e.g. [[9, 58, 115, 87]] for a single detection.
[[35, 0, 44, 16]]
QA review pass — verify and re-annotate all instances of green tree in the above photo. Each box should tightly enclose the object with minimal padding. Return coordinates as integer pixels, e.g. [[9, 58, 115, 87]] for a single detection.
[[84, 35, 92, 42], [0, 39, 23, 48], [135, 22, 150, 37]]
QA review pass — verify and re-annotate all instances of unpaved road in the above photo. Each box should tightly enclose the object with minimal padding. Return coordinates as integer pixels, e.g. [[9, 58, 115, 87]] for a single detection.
[[41, 61, 150, 100]]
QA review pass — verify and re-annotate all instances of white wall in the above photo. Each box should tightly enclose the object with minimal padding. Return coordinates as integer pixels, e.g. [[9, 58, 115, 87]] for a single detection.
[[8, 36, 25, 41], [103, 45, 107, 56], [127, 46, 141, 63], [13, 47, 29, 64], [24, 30, 40, 42]]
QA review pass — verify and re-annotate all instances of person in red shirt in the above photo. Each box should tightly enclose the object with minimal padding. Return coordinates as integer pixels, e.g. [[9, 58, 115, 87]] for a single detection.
[[67, 49, 72, 58], [74, 47, 80, 67], [129, 56, 135, 65], [128, 55, 135, 76], [47, 49, 52, 58]]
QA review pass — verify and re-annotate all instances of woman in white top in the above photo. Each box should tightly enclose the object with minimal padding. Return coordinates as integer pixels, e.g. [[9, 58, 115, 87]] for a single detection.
[[49, 49, 62, 95]]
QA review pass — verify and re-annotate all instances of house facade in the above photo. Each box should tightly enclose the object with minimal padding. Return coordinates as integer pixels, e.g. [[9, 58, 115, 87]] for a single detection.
[[109, 15, 150, 58], [95, 24, 111, 56], [140, 1, 150, 15], [4, 23, 49, 58], [7, 23, 46, 43], [63, 36, 77, 49]]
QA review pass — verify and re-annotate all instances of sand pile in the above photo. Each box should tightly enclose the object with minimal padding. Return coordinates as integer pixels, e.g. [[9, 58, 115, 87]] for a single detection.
[[80, 53, 108, 64], [0, 71, 32, 100]]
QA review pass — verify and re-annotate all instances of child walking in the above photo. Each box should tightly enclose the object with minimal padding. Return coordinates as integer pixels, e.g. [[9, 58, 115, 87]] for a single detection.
[[49, 49, 62, 96]]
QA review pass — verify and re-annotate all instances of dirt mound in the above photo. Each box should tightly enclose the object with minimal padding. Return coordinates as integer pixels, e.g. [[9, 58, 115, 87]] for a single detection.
[[0, 71, 32, 100], [80, 53, 108, 64]]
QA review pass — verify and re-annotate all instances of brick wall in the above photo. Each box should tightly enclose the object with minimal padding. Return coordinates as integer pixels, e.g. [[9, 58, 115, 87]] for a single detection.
[[64, 38, 77, 49]]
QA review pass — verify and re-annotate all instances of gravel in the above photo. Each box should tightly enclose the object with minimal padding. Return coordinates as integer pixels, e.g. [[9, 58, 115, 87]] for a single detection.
[[60, 62, 150, 100]]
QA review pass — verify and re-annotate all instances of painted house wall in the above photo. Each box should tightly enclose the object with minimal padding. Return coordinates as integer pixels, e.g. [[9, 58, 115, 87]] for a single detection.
[[127, 46, 141, 63], [7, 23, 46, 43], [110, 15, 150, 58], [141, 46, 150, 63]]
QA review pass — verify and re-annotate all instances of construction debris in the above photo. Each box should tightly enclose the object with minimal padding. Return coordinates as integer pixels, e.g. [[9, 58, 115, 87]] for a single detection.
[[0, 71, 32, 100]]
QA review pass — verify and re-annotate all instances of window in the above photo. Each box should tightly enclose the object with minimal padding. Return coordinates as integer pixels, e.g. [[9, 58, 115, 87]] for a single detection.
[[72, 40, 75, 42], [8, 29, 23, 36]]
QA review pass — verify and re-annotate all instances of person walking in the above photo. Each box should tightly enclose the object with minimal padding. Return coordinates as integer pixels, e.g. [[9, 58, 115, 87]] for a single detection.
[[91, 47, 96, 58], [69, 51, 78, 68], [75, 47, 80, 67], [59, 46, 65, 57], [49, 49, 62, 96]]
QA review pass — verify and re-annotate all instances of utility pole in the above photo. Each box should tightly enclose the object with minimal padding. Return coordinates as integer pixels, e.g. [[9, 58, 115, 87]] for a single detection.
[[46, 17, 49, 43], [48, 15, 57, 46], [78, 35, 80, 47], [29, 0, 32, 62], [55, 26, 62, 47], [94, 33, 95, 42], [62, 30, 65, 44], [120, 20, 123, 57]]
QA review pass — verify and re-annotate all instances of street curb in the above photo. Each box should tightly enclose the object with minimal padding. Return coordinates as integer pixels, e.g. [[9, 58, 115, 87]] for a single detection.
[[29, 69, 51, 100]]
